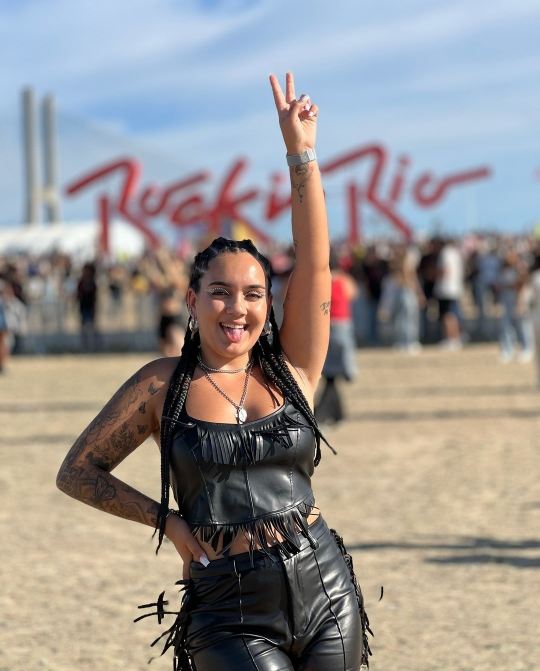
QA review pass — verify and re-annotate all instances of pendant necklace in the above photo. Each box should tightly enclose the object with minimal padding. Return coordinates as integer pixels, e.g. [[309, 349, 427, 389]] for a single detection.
[[200, 358, 254, 424]]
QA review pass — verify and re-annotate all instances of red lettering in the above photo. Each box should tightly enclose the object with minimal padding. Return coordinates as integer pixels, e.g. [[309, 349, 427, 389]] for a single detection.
[[65, 146, 494, 247], [65, 158, 160, 247], [412, 167, 492, 206], [206, 159, 259, 235], [265, 172, 291, 221], [388, 155, 411, 206], [138, 173, 209, 218], [321, 144, 413, 240], [169, 194, 207, 228]]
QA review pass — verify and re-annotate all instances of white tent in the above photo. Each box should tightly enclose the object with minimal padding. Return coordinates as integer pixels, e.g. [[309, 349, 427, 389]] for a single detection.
[[0, 220, 147, 260]]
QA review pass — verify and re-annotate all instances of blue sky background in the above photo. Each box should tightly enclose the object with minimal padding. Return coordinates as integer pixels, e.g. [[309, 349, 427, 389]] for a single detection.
[[1, 0, 539, 242]]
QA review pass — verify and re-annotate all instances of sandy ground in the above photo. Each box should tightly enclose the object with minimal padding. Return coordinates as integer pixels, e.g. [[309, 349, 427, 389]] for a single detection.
[[1, 345, 539, 671]]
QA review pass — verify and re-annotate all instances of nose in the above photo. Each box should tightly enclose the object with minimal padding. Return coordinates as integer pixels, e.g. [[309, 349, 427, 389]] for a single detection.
[[226, 293, 247, 316]]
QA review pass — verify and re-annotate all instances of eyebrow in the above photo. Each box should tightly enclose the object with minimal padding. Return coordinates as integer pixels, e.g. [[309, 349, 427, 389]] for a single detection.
[[208, 281, 266, 290]]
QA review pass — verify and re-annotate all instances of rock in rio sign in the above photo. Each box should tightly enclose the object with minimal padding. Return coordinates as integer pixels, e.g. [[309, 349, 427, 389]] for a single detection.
[[65, 143, 492, 250]]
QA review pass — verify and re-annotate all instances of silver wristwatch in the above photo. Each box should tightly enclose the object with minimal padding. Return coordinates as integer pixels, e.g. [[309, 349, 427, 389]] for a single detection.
[[286, 148, 317, 167]]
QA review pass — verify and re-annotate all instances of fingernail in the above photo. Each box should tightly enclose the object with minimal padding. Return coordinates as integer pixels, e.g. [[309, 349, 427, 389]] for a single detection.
[[199, 554, 210, 567], [299, 93, 310, 102], [308, 111, 314, 117]]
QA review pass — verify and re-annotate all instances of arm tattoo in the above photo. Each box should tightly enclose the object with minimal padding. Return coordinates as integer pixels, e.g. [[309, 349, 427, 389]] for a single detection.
[[320, 301, 331, 315], [93, 474, 116, 503], [56, 370, 160, 528], [291, 163, 312, 203]]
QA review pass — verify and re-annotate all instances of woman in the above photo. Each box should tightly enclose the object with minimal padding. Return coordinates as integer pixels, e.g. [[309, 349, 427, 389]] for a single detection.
[[497, 248, 533, 362], [530, 253, 540, 386], [76, 261, 99, 352], [380, 245, 424, 353], [56, 72, 371, 671], [142, 246, 189, 356]]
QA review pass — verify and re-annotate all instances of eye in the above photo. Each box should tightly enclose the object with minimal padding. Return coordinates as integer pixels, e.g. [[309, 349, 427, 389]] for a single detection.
[[208, 287, 229, 296], [245, 291, 265, 300]]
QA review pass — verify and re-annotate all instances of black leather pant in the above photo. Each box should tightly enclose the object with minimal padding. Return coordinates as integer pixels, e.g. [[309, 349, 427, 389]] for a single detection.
[[185, 515, 366, 670]]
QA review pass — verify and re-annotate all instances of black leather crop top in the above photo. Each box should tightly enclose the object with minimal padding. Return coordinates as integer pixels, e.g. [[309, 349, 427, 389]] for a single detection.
[[168, 399, 318, 554]]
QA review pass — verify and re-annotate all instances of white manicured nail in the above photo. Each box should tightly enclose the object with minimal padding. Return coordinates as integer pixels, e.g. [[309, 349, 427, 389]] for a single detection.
[[199, 554, 210, 567]]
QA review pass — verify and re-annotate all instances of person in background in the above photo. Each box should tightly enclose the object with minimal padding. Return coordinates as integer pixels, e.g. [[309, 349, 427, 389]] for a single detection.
[[76, 262, 99, 352], [143, 247, 188, 357], [0, 277, 28, 369], [315, 249, 359, 424], [497, 248, 533, 363], [380, 245, 424, 353], [130, 263, 152, 330], [434, 237, 464, 350], [417, 238, 440, 343], [107, 263, 126, 314], [0, 279, 9, 373], [530, 253, 540, 386], [359, 245, 388, 346], [471, 238, 501, 337]]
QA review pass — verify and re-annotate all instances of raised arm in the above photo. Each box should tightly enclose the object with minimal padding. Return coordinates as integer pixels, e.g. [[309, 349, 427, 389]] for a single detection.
[[269, 72, 331, 391]]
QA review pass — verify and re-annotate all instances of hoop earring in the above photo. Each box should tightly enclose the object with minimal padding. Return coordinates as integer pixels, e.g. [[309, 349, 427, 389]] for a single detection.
[[261, 319, 272, 337]]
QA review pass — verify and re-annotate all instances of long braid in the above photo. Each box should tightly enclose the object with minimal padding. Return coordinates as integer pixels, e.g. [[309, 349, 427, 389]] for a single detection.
[[255, 309, 335, 466], [153, 322, 199, 554]]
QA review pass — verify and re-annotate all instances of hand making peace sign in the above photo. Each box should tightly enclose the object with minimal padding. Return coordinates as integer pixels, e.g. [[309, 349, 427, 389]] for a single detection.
[[269, 72, 319, 156]]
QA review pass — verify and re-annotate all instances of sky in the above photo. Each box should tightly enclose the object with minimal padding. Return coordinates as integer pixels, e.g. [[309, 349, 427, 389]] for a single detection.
[[1, 0, 539, 243]]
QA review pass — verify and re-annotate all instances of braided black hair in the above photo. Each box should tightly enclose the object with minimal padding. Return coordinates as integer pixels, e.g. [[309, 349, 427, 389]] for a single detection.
[[153, 237, 334, 553]]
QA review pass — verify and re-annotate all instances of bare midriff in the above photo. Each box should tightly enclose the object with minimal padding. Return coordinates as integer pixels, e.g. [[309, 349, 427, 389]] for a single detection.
[[196, 509, 321, 560]]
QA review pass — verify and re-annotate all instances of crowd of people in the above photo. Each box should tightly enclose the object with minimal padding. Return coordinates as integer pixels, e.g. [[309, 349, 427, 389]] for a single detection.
[[1, 232, 540, 386], [348, 233, 540, 364]]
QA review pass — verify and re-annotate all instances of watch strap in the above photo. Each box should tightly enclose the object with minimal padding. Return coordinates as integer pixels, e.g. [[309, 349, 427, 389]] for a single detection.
[[286, 148, 317, 167]]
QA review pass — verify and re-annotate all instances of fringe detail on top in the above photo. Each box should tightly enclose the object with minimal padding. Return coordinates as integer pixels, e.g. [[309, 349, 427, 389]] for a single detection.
[[329, 528, 374, 668], [172, 402, 310, 467], [134, 580, 195, 671], [191, 499, 319, 558]]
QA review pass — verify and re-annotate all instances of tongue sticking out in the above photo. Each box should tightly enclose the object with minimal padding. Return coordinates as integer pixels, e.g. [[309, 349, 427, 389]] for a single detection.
[[222, 325, 245, 343]]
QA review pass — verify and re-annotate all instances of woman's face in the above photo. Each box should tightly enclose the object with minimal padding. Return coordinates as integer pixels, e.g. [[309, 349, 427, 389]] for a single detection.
[[187, 251, 270, 362]]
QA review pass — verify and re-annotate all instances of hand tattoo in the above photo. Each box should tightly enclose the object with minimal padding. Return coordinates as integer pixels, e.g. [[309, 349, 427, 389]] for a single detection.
[[320, 301, 331, 315]]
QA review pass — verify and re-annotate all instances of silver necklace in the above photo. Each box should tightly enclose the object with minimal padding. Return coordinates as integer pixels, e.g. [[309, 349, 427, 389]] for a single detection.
[[197, 354, 251, 374], [200, 359, 254, 424]]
